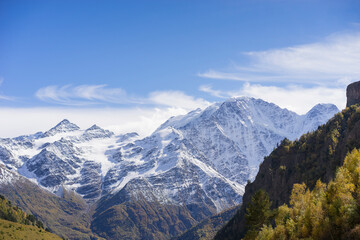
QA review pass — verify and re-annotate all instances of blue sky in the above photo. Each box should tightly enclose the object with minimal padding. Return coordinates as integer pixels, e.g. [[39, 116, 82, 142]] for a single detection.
[[0, 0, 360, 136]]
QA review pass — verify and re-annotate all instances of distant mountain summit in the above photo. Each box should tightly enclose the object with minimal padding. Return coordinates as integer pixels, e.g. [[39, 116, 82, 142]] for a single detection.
[[298, 103, 340, 136], [0, 98, 339, 239], [42, 119, 80, 137]]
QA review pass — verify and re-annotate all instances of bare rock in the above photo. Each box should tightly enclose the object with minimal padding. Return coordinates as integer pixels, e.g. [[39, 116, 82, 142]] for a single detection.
[[347, 81, 360, 107]]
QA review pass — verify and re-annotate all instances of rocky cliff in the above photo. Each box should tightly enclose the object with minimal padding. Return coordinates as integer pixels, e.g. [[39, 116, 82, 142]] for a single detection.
[[347, 80, 360, 107]]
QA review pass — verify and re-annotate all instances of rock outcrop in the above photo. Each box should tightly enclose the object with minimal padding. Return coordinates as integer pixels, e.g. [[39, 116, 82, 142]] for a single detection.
[[347, 80, 360, 107]]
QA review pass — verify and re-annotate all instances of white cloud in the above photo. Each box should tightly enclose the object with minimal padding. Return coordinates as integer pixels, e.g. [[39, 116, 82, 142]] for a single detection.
[[198, 32, 360, 85], [0, 78, 14, 101], [35, 85, 131, 106], [8, 86, 211, 139], [0, 95, 12, 101], [198, 70, 250, 81], [36, 84, 210, 110], [0, 107, 190, 138], [199, 85, 228, 98], [200, 83, 346, 114], [149, 91, 210, 110]]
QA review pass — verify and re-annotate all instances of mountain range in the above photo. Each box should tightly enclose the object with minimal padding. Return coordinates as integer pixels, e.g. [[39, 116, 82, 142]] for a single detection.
[[0, 97, 339, 239]]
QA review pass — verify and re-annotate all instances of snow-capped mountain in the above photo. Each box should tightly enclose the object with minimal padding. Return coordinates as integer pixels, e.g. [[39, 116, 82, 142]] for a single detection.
[[0, 98, 339, 214]]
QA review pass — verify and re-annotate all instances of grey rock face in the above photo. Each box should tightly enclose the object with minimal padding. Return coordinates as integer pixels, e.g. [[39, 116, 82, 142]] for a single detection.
[[0, 146, 15, 166], [26, 149, 76, 187], [347, 81, 360, 107], [77, 161, 102, 199]]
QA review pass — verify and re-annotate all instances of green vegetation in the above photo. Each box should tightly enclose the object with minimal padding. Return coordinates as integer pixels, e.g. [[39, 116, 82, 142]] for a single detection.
[[0, 194, 44, 229], [0, 219, 62, 240], [243, 190, 273, 240], [249, 148, 360, 240], [0, 194, 61, 239]]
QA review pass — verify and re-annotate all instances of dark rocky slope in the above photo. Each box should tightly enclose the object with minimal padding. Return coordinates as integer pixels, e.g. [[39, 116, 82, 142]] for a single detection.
[[91, 199, 197, 240], [90, 187, 199, 240], [347, 81, 360, 107], [173, 205, 240, 240]]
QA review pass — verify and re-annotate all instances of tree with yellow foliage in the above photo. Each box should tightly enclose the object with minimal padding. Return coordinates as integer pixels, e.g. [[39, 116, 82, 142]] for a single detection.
[[251, 148, 360, 240]]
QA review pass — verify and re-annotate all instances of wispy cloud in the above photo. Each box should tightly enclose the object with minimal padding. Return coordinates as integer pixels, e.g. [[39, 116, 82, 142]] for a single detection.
[[0, 107, 191, 138], [199, 85, 228, 98], [35, 84, 132, 106], [200, 83, 345, 114], [0, 78, 15, 101], [0, 95, 13, 101], [29, 84, 211, 139], [199, 32, 360, 85], [149, 91, 210, 110], [36, 84, 210, 110]]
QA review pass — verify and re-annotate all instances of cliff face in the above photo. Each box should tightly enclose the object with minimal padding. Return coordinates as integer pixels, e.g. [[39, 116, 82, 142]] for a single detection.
[[347, 80, 360, 107], [215, 84, 360, 239]]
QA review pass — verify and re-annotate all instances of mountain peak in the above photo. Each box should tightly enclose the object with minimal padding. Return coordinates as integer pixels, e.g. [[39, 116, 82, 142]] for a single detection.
[[222, 97, 281, 111], [305, 103, 339, 118], [42, 119, 80, 137], [58, 119, 71, 125], [308, 103, 339, 112], [82, 124, 114, 140], [225, 96, 254, 103], [54, 119, 79, 128], [86, 124, 102, 131]]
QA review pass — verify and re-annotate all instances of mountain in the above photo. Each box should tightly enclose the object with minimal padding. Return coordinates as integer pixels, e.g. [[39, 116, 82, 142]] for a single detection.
[[0, 98, 338, 239], [215, 102, 360, 239]]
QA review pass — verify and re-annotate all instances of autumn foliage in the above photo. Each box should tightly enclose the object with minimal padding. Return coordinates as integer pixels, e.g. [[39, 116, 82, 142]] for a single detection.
[[248, 148, 360, 240]]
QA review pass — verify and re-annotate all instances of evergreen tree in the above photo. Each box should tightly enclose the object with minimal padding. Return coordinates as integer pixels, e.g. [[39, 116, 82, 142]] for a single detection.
[[244, 190, 273, 240]]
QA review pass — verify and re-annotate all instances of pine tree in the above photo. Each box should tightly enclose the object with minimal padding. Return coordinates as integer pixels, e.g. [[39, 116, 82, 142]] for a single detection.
[[244, 190, 273, 240]]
